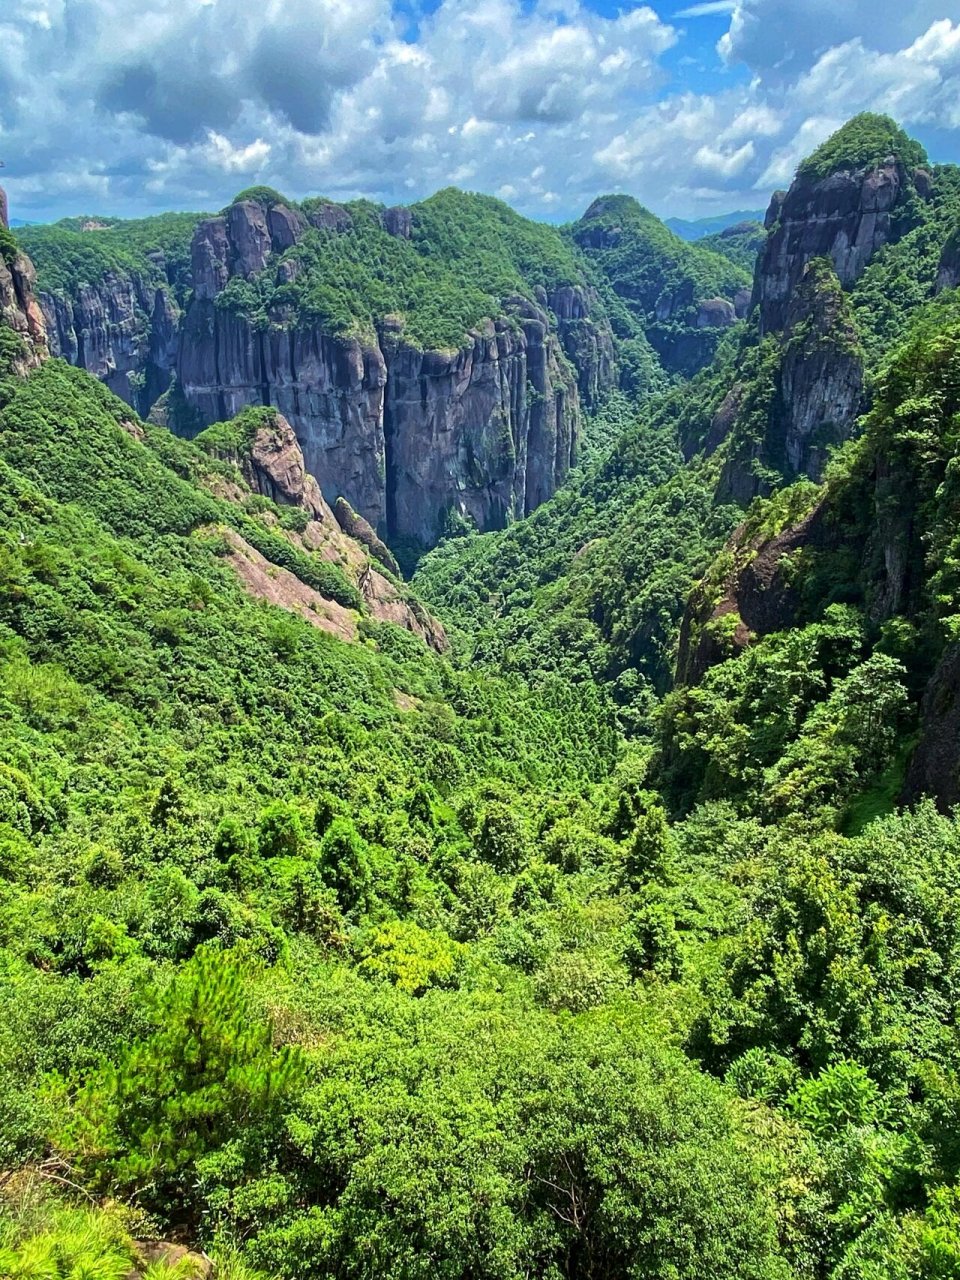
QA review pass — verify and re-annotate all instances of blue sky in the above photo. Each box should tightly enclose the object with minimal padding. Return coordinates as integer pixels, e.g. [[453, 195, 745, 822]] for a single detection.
[[1, 0, 959, 224]]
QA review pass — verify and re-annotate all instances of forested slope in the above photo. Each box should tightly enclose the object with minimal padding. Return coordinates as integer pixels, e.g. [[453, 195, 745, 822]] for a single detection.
[[5, 114, 960, 1280], [415, 116, 960, 724]]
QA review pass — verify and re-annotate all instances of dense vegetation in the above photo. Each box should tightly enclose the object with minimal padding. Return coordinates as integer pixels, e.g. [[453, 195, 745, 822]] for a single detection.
[[7, 115, 960, 1280], [700, 220, 767, 273], [16, 212, 203, 300], [568, 195, 750, 375], [415, 130, 960, 718], [413, 338, 745, 720], [214, 187, 595, 349], [797, 113, 929, 182]]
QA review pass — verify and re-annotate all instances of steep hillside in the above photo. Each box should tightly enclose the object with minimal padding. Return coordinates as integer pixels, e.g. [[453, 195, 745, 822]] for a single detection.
[[668, 291, 960, 817], [570, 194, 751, 377], [15, 211, 201, 410], [9, 113, 960, 1280], [18, 189, 618, 549], [15, 186, 760, 549], [699, 220, 766, 273], [415, 117, 960, 725]]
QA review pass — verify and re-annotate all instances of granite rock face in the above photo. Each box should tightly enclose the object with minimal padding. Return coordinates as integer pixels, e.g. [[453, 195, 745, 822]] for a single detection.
[[713, 156, 919, 501], [936, 228, 960, 293], [379, 299, 581, 542], [777, 259, 864, 480], [0, 187, 47, 370], [717, 258, 865, 504], [179, 298, 390, 530], [197, 410, 447, 650], [174, 198, 611, 545], [15, 192, 616, 547], [41, 273, 180, 409], [754, 160, 923, 334], [543, 283, 616, 409]]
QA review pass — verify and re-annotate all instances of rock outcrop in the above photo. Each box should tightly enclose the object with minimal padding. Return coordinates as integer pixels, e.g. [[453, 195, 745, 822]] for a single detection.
[[244, 412, 327, 519], [676, 494, 830, 686], [0, 186, 47, 370], [904, 645, 960, 811], [42, 273, 180, 410], [936, 228, 960, 293], [717, 258, 864, 504], [333, 498, 400, 576], [175, 197, 607, 544], [712, 148, 924, 502], [754, 158, 924, 334], [196, 409, 447, 651]]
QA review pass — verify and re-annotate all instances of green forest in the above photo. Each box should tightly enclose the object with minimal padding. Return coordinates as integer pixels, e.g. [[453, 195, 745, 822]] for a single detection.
[[4, 113, 960, 1279]]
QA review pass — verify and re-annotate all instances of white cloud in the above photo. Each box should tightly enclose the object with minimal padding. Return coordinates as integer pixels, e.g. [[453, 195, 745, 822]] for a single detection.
[[675, 1, 736, 18], [0, 0, 958, 224], [694, 139, 755, 177], [203, 133, 272, 173], [718, 0, 950, 76]]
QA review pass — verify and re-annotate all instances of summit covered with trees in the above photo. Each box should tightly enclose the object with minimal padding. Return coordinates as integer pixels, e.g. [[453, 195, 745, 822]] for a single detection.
[[3, 114, 960, 1278]]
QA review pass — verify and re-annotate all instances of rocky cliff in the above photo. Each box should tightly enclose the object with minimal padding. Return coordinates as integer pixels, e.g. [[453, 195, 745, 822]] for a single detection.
[[753, 158, 919, 334], [937, 226, 960, 293], [195, 407, 447, 650], [173, 195, 609, 545], [712, 121, 934, 503], [678, 291, 960, 807], [0, 186, 47, 371], [717, 257, 865, 503], [42, 272, 180, 411], [19, 189, 615, 549]]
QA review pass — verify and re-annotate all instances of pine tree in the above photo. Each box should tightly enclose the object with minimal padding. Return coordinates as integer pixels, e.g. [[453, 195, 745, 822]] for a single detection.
[[58, 949, 304, 1214]]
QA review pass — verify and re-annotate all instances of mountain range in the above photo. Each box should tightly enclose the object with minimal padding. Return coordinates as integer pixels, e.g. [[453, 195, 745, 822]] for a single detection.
[[4, 111, 960, 1280], [665, 209, 766, 240]]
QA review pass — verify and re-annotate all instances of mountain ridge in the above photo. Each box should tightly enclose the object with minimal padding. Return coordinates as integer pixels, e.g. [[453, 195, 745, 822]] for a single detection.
[[7, 112, 960, 1280], [15, 186, 750, 547]]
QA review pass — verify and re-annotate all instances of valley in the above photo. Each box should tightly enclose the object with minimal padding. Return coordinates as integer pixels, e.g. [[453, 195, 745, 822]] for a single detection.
[[3, 111, 960, 1279]]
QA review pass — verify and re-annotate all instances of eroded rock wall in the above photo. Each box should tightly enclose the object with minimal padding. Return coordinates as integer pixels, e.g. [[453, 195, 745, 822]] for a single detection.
[[754, 161, 913, 334], [0, 186, 47, 371], [175, 199, 605, 544], [41, 273, 179, 409]]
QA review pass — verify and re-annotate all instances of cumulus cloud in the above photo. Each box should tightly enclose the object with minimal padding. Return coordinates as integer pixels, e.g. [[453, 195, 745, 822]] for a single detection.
[[718, 0, 950, 80], [1, 0, 959, 223]]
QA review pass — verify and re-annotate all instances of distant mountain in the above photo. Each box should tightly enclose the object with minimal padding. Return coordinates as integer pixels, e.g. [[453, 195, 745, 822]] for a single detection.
[[9, 217, 37, 227], [699, 219, 766, 272], [14, 186, 757, 544], [665, 209, 766, 241], [571, 193, 751, 379]]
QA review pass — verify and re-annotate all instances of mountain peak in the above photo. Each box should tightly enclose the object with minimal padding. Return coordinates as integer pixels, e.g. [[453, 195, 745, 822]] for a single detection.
[[797, 112, 928, 183], [580, 194, 657, 225]]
